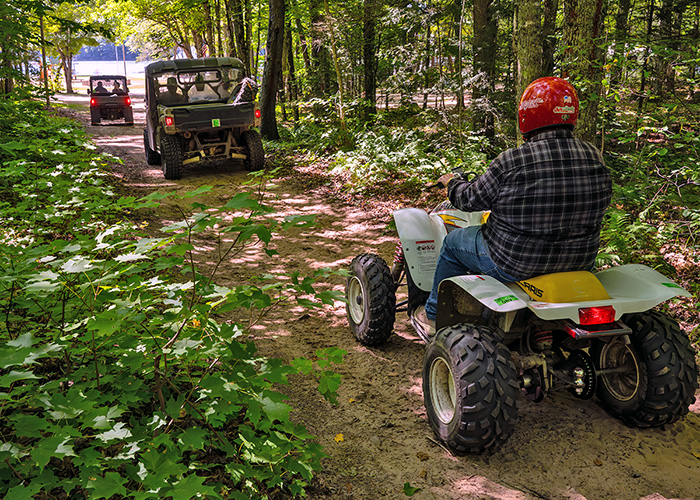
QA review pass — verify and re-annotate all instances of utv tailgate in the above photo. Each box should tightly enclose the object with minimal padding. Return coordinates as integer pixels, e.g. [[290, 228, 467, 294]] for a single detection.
[[167, 102, 256, 131]]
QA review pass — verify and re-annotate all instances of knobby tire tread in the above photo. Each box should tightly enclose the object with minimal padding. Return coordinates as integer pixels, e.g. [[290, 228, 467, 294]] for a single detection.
[[424, 324, 519, 454], [347, 253, 396, 346], [242, 130, 265, 171], [161, 135, 183, 180], [597, 311, 698, 428]]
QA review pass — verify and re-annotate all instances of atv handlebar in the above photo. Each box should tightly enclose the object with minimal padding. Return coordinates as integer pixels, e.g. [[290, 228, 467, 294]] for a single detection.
[[426, 170, 479, 190]]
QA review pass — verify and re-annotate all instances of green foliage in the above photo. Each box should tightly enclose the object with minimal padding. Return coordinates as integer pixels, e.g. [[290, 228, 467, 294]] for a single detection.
[[403, 482, 421, 496], [0, 93, 344, 498], [328, 127, 483, 196], [601, 105, 700, 274]]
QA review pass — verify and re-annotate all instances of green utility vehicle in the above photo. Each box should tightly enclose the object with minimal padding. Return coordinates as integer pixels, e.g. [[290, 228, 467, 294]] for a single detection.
[[143, 57, 264, 179]]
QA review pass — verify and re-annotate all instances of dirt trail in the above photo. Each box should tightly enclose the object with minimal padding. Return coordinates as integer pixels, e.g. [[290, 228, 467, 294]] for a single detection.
[[58, 92, 700, 500]]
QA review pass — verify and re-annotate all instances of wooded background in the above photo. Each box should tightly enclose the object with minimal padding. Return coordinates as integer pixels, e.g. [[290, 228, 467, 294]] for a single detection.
[[3, 0, 700, 144], [2, 0, 700, 287]]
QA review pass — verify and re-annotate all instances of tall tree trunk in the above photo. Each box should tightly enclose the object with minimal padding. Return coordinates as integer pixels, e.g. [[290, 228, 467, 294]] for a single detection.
[[542, 0, 559, 75], [690, 2, 700, 89], [224, 0, 237, 57], [229, 0, 250, 74], [216, 0, 223, 56], [657, 0, 689, 94], [204, 0, 215, 56], [283, 18, 299, 121], [324, 0, 346, 128], [514, 0, 543, 138], [422, 10, 432, 110], [292, 0, 311, 73], [454, 0, 465, 112], [246, 0, 253, 73], [611, 0, 631, 88], [58, 49, 74, 93], [309, 0, 332, 95], [260, 0, 285, 139], [563, 0, 605, 144], [472, 0, 498, 151], [362, 0, 378, 123]]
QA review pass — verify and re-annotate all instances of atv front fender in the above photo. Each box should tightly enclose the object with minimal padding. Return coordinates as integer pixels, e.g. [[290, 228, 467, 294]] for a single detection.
[[394, 208, 448, 292]]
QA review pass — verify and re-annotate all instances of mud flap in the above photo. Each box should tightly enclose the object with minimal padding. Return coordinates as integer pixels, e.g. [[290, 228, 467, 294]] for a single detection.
[[435, 275, 527, 332]]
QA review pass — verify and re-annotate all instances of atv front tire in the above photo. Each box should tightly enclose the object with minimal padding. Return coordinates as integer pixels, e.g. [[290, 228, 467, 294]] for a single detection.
[[161, 135, 183, 180], [591, 311, 699, 427], [423, 324, 519, 454], [346, 253, 396, 346], [241, 129, 265, 171], [144, 130, 161, 166]]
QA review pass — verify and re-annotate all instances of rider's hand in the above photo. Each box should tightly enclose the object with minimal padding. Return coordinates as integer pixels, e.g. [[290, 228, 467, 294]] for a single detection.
[[437, 173, 456, 189]]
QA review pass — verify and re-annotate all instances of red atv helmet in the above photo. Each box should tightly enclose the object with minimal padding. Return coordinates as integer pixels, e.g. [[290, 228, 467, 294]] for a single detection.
[[518, 77, 579, 136]]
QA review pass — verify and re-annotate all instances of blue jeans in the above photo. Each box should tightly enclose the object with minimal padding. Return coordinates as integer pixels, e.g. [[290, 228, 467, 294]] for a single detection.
[[424, 225, 517, 320]]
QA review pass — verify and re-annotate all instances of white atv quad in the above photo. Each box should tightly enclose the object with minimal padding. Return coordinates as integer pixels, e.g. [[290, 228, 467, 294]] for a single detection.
[[345, 198, 698, 455]]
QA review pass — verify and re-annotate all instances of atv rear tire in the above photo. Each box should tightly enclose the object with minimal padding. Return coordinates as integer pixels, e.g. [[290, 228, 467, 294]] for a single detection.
[[161, 135, 183, 180], [423, 324, 519, 454], [346, 253, 396, 346], [591, 311, 699, 428], [241, 130, 265, 171], [144, 130, 161, 166]]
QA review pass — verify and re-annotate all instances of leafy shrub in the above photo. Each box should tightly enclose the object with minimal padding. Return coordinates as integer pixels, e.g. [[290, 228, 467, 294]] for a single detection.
[[0, 94, 344, 499], [328, 127, 488, 197]]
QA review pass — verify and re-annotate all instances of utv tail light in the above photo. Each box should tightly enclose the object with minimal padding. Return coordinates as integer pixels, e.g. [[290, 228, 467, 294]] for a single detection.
[[90, 98, 96, 106], [579, 306, 616, 325], [165, 116, 174, 127], [255, 109, 261, 118], [126, 97, 131, 105]]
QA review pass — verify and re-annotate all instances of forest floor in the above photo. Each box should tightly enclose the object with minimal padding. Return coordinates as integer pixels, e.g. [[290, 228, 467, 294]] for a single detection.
[[56, 92, 700, 500]]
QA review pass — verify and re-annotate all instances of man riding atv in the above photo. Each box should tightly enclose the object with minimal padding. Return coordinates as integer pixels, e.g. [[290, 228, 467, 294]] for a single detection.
[[414, 77, 613, 336]]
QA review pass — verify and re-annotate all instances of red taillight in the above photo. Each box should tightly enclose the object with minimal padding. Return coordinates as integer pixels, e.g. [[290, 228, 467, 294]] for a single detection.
[[126, 97, 131, 105], [255, 109, 261, 118], [90, 98, 96, 106], [165, 116, 174, 127], [579, 306, 616, 325]]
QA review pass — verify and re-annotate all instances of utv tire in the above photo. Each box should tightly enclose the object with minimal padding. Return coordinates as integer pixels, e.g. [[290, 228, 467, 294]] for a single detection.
[[161, 135, 183, 180], [144, 130, 161, 166], [346, 253, 396, 346], [423, 324, 519, 454], [241, 129, 265, 171], [591, 311, 699, 428]]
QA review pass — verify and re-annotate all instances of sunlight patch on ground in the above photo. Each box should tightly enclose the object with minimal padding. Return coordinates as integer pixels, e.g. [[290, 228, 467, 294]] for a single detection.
[[442, 475, 533, 500], [351, 344, 394, 363], [689, 393, 700, 414], [406, 375, 423, 399]]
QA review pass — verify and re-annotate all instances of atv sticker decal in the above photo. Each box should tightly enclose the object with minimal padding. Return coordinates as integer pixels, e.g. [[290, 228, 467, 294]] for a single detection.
[[494, 295, 519, 306], [437, 213, 465, 226], [519, 281, 544, 298], [661, 282, 683, 289], [414, 240, 437, 274], [212, 118, 221, 127]]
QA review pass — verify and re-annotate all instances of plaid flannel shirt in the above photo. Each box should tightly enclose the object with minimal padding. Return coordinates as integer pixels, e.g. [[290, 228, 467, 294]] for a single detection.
[[447, 129, 612, 280]]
